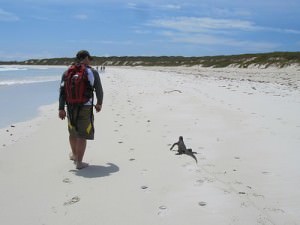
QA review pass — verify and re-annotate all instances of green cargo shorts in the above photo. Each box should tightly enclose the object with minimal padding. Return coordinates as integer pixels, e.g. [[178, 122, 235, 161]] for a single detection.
[[67, 105, 94, 140]]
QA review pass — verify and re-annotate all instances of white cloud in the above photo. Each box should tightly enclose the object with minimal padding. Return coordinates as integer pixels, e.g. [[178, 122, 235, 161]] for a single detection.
[[74, 14, 88, 20], [160, 4, 181, 10], [67, 39, 134, 45], [211, 7, 251, 17], [134, 29, 151, 34], [149, 16, 300, 35], [162, 31, 278, 51], [127, 3, 138, 9], [266, 27, 300, 35], [0, 8, 19, 21], [149, 17, 257, 33], [0, 51, 54, 61], [151, 17, 280, 52], [126, 2, 181, 11]]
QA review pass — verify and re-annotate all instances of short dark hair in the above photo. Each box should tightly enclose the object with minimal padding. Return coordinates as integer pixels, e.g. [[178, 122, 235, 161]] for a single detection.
[[76, 50, 93, 61]]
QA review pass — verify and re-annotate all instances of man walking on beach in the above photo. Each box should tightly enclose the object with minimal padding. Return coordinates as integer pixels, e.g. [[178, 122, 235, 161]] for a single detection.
[[58, 50, 103, 170]]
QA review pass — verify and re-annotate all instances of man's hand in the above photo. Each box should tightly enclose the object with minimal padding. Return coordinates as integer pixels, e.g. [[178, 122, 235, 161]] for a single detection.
[[59, 109, 66, 120], [94, 104, 102, 112]]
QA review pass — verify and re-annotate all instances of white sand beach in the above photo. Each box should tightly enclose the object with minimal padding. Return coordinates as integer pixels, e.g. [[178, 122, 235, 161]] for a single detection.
[[0, 66, 300, 225]]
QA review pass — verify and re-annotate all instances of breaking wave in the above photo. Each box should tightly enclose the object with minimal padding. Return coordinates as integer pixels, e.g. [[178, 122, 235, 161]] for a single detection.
[[0, 67, 28, 72], [0, 77, 60, 86]]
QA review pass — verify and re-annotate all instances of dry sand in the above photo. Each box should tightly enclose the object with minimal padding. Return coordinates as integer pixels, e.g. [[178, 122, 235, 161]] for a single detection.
[[0, 66, 299, 225]]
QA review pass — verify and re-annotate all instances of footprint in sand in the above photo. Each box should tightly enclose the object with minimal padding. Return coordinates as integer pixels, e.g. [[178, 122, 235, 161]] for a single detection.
[[235, 181, 243, 185], [198, 201, 207, 206], [158, 205, 168, 216], [203, 177, 214, 183], [51, 206, 57, 213], [62, 178, 72, 184], [141, 169, 148, 175], [241, 202, 250, 208], [195, 179, 205, 186], [264, 207, 285, 214], [253, 193, 265, 198], [63, 196, 80, 206]]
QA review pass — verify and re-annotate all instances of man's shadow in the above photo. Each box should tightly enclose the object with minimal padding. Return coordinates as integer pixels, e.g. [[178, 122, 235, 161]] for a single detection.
[[71, 163, 119, 178]]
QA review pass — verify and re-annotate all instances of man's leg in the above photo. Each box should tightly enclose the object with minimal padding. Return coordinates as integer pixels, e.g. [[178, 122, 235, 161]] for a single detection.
[[69, 135, 77, 161], [76, 138, 87, 163], [75, 138, 88, 169]]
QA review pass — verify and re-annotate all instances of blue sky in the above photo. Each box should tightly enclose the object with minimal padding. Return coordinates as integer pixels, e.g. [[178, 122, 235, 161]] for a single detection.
[[0, 0, 300, 61]]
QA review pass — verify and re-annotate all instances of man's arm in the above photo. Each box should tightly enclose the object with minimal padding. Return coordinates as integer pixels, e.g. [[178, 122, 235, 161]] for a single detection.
[[58, 72, 66, 119], [92, 69, 104, 111]]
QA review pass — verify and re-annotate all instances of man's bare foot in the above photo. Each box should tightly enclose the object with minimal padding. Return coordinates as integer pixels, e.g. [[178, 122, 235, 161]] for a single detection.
[[76, 162, 89, 170]]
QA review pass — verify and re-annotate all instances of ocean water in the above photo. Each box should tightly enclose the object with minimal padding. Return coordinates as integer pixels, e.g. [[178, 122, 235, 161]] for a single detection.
[[0, 65, 66, 128]]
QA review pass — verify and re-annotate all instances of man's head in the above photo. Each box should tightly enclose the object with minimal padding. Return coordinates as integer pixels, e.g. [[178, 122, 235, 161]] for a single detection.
[[76, 50, 93, 62]]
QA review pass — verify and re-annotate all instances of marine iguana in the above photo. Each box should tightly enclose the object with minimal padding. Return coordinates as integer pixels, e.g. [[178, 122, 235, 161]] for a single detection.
[[170, 136, 198, 163]]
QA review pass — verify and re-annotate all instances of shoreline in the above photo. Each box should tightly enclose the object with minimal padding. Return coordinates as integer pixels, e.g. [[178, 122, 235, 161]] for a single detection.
[[1, 66, 299, 225], [0, 81, 60, 129], [0, 65, 66, 128], [0, 102, 58, 150]]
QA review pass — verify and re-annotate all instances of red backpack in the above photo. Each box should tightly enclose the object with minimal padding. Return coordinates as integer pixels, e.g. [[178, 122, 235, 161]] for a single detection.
[[64, 63, 92, 105]]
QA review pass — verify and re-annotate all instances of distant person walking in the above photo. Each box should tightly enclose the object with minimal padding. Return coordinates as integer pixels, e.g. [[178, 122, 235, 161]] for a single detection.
[[100, 65, 106, 72], [58, 50, 104, 169]]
